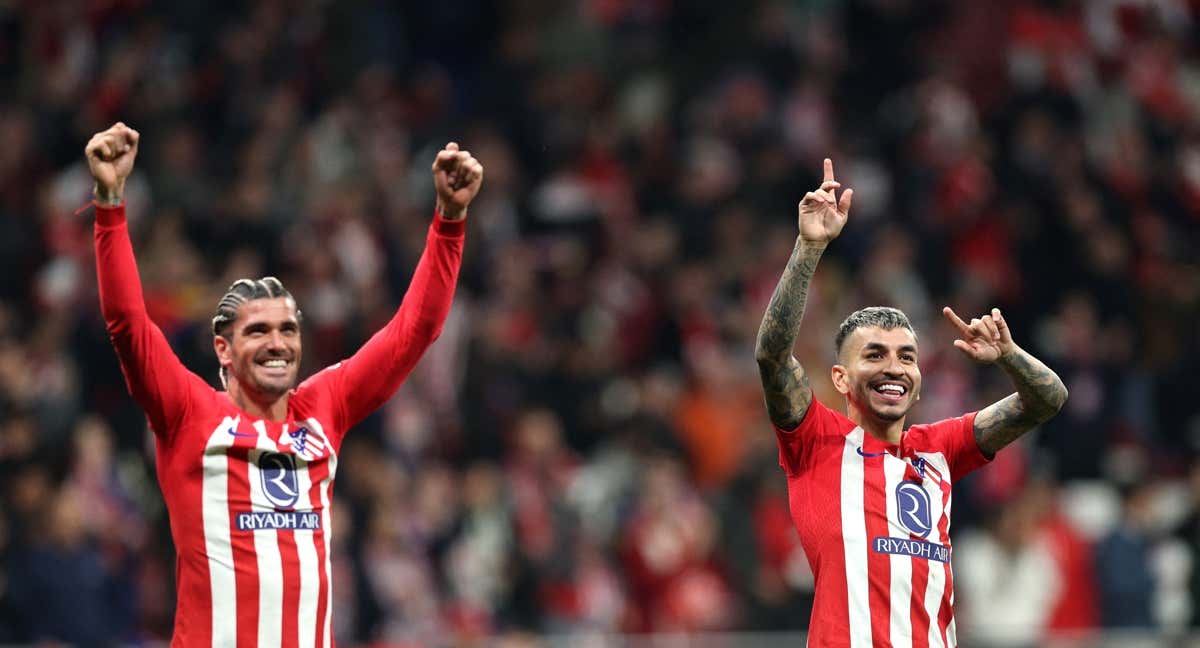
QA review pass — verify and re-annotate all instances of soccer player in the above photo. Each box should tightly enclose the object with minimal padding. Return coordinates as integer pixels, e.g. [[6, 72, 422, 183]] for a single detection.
[[86, 122, 482, 646], [754, 159, 1068, 647]]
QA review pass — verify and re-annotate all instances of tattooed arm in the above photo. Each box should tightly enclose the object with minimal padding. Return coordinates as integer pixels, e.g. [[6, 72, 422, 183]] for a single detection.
[[942, 306, 1068, 457], [755, 242, 825, 429], [755, 159, 853, 430]]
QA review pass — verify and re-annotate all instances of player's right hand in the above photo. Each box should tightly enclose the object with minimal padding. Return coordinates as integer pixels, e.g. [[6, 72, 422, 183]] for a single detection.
[[85, 122, 139, 203], [798, 158, 853, 244]]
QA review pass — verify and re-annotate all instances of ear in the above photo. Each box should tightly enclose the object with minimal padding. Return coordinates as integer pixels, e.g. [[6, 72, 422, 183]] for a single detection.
[[213, 335, 233, 372], [831, 364, 849, 395]]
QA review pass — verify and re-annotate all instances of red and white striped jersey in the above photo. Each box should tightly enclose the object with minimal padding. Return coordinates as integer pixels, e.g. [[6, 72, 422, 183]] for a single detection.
[[776, 398, 989, 648], [94, 203, 464, 646]]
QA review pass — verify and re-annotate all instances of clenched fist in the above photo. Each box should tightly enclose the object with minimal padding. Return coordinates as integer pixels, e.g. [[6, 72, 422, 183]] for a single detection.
[[85, 122, 140, 205], [432, 142, 483, 221]]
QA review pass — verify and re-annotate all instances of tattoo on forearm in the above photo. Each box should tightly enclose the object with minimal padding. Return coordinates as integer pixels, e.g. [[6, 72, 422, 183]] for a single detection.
[[755, 240, 824, 429], [974, 348, 1068, 456], [94, 185, 123, 207]]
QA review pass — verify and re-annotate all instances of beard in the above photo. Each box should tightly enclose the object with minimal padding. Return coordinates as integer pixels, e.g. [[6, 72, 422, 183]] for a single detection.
[[236, 357, 298, 398], [253, 375, 294, 397], [871, 407, 907, 422]]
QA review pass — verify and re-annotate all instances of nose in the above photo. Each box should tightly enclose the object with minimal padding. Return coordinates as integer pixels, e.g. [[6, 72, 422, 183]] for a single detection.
[[266, 330, 286, 350], [884, 355, 905, 376]]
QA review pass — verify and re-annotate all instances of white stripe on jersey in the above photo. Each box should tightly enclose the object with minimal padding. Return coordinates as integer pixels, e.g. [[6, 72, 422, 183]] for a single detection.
[[925, 557, 947, 647], [309, 417, 337, 648], [203, 417, 239, 645], [247, 421, 284, 646], [294, 452, 319, 648], [840, 427, 872, 648], [883, 457, 912, 648]]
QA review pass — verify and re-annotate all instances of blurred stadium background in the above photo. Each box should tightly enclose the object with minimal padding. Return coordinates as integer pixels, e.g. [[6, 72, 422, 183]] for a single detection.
[[1, 0, 1199, 645]]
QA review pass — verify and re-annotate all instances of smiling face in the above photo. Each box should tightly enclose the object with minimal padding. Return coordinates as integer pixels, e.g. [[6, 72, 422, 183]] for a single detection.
[[213, 297, 302, 400], [832, 325, 921, 425]]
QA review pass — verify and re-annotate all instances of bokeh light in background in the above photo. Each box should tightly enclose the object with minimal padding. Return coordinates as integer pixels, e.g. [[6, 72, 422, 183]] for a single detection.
[[0, 0, 1198, 645]]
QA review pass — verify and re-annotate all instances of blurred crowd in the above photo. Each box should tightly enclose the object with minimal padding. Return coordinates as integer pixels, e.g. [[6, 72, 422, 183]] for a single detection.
[[0, 0, 1198, 644]]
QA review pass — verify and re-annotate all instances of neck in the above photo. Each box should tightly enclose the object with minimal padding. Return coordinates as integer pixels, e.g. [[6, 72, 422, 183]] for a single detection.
[[226, 379, 289, 421], [848, 405, 905, 444]]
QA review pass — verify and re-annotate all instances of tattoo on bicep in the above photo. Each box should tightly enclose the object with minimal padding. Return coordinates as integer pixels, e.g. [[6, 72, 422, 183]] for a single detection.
[[973, 394, 1035, 457], [758, 357, 813, 430], [755, 244, 823, 428], [756, 246, 823, 359], [976, 350, 1069, 456], [1002, 351, 1069, 414]]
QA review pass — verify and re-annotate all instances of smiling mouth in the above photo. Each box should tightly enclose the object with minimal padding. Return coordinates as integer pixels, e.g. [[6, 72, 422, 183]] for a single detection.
[[256, 358, 293, 373], [872, 382, 908, 402]]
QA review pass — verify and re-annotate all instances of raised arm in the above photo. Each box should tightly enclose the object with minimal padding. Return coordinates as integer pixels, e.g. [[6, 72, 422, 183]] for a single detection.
[[89, 123, 198, 436], [942, 306, 1068, 457], [326, 143, 483, 429], [755, 159, 853, 430]]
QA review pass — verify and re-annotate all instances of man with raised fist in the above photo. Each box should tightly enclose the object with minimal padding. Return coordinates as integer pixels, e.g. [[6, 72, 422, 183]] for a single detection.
[[87, 121, 482, 646]]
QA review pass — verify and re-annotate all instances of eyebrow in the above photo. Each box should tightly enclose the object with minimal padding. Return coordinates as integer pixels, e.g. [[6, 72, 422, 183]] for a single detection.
[[241, 320, 299, 333], [862, 342, 918, 354]]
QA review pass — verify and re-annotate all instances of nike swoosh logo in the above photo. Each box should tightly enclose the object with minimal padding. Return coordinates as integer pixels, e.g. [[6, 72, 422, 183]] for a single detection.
[[857, 447, 887, 458], [228, 427, 258, 438]]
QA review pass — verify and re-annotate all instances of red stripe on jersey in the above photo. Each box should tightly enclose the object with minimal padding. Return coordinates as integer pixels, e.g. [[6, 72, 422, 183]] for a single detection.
[[172, 438, 214, 648], [174, 544, 213, 647], [278, 525, 301, 647], [863, 454, 892, 645], [307, 459, 331, 647], [798, 432, 855, 643], [228, 446, 260, 646]]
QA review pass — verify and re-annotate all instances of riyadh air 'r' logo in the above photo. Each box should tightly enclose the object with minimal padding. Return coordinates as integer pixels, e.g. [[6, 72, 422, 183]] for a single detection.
[[259, 452, 300, 509], [895, 482, 933, 538]]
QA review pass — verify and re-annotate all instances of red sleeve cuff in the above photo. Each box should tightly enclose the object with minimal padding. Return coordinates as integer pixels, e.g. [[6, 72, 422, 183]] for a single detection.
[[94, 202, 127, 227], [432, 210, 466, 237]]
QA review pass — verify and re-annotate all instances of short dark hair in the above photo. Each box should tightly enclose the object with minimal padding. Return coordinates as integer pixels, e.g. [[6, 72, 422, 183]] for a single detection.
[[211, 277, 299, 337], [835, 306, 916, 357]]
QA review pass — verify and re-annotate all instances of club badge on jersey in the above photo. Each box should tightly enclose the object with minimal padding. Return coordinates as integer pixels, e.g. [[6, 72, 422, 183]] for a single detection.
[[210, 415, 332, 533], [221, 416, 332, 462]]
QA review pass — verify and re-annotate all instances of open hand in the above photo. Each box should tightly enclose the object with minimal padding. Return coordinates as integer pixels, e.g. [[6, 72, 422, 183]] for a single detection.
[[432, 142, 483, 220], [943, 306, 1016, 364], [85, 122, 139, 204], [798, 158, 853, 244]]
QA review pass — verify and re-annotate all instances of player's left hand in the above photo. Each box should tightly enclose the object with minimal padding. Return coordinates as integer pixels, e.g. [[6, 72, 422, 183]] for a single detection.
[[432, 142, 483, 221], [942, 306, 1016, 364]]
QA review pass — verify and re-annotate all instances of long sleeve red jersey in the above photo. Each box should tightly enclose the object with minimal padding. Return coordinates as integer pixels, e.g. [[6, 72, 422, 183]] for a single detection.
[[94, 203, 464, 647]]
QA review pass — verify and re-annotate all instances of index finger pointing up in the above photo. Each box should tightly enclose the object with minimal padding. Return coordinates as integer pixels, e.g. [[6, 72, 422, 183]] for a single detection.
[[942, 306, 972, 335], [823, 158, 834, 183]]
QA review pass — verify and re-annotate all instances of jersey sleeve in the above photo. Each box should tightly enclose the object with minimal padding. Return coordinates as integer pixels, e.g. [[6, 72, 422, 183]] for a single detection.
[[775, 399, 848, 476], [304, 213, 464, 437], [922, 411, 988, 481], [94, 203, 202, 441]]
